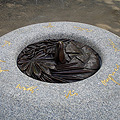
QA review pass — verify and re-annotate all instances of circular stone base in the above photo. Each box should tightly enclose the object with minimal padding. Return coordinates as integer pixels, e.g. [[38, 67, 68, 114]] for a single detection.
[[0, 22, 120, 120]]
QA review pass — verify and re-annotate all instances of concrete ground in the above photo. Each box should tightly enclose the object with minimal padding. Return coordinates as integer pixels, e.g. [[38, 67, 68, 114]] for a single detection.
[[0, 0, 120, 37]]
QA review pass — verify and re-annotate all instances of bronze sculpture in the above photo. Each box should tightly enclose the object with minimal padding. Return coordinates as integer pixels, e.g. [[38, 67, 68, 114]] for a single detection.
[[17, 39, 101, 83]]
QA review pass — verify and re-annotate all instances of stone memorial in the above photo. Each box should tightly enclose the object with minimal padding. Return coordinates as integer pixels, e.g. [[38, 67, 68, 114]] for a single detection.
[[0, 22, 120, 120]]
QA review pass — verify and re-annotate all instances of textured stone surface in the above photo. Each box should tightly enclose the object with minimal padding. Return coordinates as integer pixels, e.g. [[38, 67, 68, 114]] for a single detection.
[[0, 22, 120, 120]]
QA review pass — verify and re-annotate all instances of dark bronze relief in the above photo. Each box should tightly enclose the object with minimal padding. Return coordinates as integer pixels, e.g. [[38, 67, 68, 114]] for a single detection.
[[17, 39, 101, 83]]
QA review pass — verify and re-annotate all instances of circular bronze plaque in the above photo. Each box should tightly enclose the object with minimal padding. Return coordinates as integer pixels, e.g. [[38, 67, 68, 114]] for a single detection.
[[17, 39, 102, 83]]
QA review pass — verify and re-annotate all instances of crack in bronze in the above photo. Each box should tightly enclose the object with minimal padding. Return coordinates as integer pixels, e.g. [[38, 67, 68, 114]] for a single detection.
[[17, 39, 102, 83]]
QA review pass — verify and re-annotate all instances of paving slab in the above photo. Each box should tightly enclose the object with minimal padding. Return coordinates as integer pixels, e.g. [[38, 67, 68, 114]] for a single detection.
[[0, 22, 120, 120]]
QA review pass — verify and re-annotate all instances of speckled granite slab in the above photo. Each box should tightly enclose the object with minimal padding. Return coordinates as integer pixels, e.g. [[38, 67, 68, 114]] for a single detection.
[[0, 22, 120, 120]]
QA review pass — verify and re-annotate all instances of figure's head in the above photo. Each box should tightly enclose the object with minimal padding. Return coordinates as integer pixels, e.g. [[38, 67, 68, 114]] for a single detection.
[[57, 41, 64, 50]]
